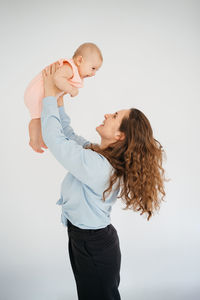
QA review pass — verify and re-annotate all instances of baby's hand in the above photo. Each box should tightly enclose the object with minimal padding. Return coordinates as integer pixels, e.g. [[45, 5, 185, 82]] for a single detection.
[[70, 86, 79, 97], [28, 118, 48, 153]]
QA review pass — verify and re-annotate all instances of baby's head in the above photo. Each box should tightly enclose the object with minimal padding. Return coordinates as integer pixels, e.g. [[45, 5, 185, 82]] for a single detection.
[[73, 42, 103, 79]]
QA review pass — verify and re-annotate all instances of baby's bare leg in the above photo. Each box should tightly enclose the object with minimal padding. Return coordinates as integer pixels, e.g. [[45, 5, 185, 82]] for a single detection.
[[28, 118, 48, 153]]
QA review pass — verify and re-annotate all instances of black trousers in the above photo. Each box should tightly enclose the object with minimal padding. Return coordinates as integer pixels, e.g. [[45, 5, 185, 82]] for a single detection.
[[67, 220, 121, 300]]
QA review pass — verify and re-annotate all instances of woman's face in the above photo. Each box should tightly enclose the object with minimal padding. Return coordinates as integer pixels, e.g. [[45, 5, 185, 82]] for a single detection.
[[96, 109, 130, 149]]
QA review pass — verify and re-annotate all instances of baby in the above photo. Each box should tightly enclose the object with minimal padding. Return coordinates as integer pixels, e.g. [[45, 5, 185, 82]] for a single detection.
[[24, 42, 103, 153]]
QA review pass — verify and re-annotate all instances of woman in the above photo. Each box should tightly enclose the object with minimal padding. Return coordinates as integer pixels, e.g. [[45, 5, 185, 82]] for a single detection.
[[41, 63, 166, 300]]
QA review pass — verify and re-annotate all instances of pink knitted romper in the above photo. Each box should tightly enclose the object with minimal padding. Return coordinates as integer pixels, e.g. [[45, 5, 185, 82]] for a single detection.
[[24, 58, 84, 119]]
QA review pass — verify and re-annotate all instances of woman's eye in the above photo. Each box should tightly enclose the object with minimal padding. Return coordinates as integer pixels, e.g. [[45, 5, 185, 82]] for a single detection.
[[92, 67, 95, 70]]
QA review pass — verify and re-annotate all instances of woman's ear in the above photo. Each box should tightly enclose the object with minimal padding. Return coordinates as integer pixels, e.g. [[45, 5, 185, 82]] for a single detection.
[[115, 131, 125, 141]]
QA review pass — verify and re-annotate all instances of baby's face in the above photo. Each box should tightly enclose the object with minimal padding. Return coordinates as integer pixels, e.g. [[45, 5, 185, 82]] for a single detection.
[[78, 54, 102, 79]]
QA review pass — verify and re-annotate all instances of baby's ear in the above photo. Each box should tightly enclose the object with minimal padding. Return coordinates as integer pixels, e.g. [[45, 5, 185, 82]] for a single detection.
[[75, 55, 83, 65]]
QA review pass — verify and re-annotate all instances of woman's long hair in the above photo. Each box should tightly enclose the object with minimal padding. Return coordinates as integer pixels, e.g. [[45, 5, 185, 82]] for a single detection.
[[85, 108, 167, 221]]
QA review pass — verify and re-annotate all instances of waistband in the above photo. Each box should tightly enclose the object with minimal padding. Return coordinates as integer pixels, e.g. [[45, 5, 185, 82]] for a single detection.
[[67, 220, 114, 241]]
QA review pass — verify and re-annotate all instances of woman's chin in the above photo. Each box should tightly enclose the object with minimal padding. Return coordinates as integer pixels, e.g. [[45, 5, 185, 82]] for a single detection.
[[96, 125, 103, 134]]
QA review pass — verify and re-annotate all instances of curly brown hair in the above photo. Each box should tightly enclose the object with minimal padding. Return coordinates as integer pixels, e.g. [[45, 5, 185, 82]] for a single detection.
[[85, 108, 167, 221]]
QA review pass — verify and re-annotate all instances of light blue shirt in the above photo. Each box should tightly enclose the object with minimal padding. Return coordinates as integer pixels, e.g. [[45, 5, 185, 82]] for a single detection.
[[41, 96, 120, 229]]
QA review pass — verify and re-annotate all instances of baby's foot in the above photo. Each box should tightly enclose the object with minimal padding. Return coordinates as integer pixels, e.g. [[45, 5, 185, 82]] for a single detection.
[[28, 118, 48, 153]]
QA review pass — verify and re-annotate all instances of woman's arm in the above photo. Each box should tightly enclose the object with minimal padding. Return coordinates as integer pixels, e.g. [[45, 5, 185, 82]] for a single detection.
[[58, 105, 91, 148], [57, 95, 91, 147], [41, 96, 109, 188]]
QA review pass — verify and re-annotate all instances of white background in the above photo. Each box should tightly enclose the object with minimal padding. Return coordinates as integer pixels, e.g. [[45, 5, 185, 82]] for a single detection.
[[0, 0, 200, 299]]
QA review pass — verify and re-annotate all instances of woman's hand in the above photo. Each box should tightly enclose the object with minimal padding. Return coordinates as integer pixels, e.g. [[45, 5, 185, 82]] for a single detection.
[[42, 62, 62, 97]]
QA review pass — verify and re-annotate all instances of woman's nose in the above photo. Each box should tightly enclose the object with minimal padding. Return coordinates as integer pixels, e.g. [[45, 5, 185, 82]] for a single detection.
[[105, 113, 112, 119]]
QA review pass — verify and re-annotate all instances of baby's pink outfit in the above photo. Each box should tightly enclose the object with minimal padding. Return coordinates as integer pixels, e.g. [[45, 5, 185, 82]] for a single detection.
[[24, 58, 84, 119]]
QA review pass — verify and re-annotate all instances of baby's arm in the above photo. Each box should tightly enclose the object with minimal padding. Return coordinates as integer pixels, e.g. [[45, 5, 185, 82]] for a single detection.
[[53, 63, 78, 97]]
